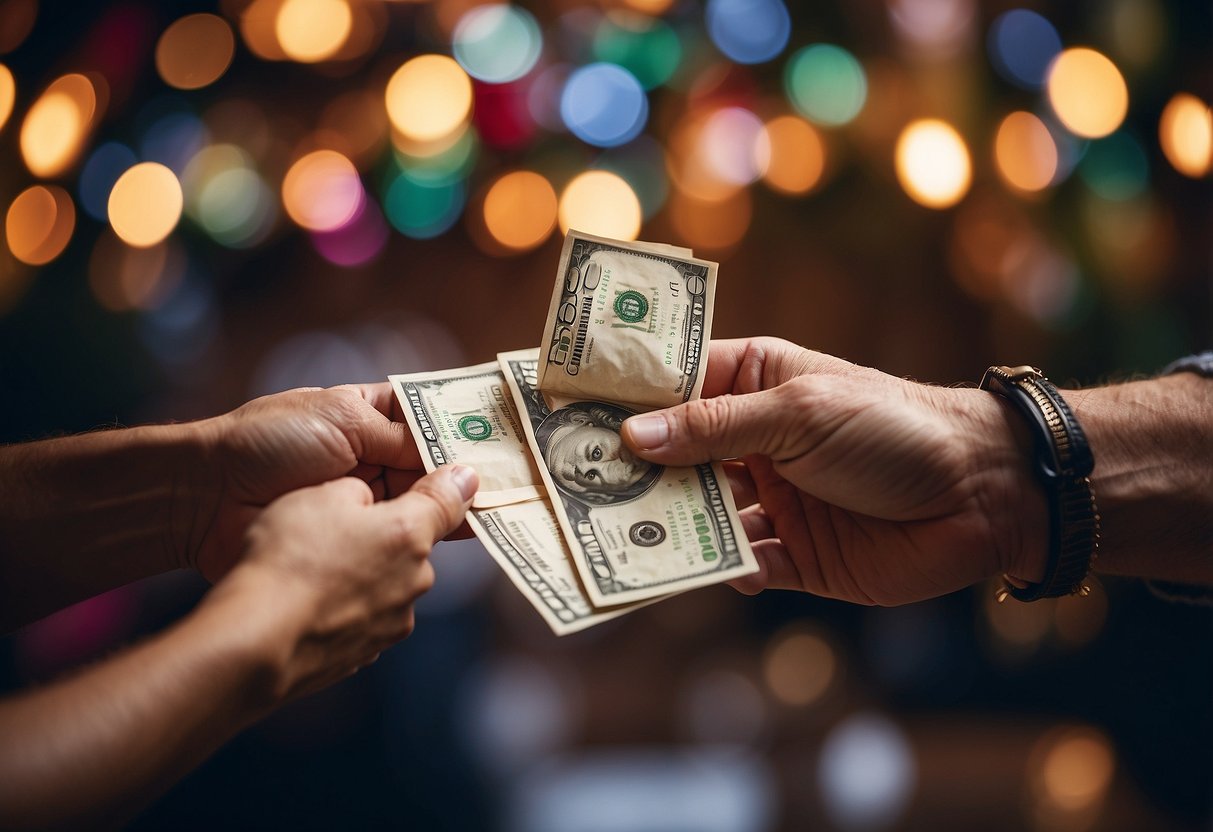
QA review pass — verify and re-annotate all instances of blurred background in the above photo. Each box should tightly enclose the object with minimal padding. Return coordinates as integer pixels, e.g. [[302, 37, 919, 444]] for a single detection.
[[0, 0, 1209, 829]]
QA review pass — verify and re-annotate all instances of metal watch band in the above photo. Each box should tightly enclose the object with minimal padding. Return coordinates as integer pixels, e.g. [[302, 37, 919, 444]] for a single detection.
[[979, 365, 1100, 602]]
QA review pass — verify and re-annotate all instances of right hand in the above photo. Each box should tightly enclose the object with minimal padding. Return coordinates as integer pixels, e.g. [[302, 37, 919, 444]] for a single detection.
[[621, 338, 1048, 606], [205, 464, 478, 703]]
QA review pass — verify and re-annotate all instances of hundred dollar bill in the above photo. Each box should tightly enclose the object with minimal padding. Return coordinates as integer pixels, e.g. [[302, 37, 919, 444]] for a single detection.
[[537, 230, 717, 410], [392, 363, 642, 634], [469, 501, 643, 635], [499, 348, 758, 608], [390, 362, 544, 508]]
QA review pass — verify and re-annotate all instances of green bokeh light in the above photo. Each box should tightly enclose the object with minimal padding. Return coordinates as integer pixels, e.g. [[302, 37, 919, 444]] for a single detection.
[[384, 171, 465, 240], [1078, 130, 1149, 201], [784, 44, 867, 127], [592, 16, 682, 90]]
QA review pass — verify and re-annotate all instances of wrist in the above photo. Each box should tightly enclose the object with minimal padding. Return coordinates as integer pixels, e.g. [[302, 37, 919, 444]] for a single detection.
[[195, 561, 321, 711], [162, 418, 227, 574], [960, 388, 1051, 585]]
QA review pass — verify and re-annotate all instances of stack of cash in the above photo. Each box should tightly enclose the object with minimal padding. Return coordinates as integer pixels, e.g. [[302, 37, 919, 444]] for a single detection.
[[391, 231, 757, 634]]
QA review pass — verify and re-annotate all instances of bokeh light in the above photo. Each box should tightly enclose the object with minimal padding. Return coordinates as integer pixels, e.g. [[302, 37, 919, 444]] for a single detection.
[[0, 64, 13, 132], [386, 55, 473, 144], [706, 0, 791, 65], [183, 144, 277, 248], [0, 0, 37, 54], [88, 233, 184, 311], [700, 107, 768, 186], [155, 13, 235, 90], [6, 185, 76, 266], [1046, 48, 1128, 139], [785, 44, 867, 127], [1029, 726, 1116, 829], [988, 9, 1062, 90], [239, 0, 289, 62], [1078, 130, 1149, 201], [139, 109, 210, 176], [276, 0, 352, 63], [312, 197, 389, 267], [384, 170, 465, 240], [108, 162, 184, 248], [281, 149, 363, 232], [668, 186, 751, 252], [482, 171, 557, 252], [995, 111, 1058, 193], [558, 170, 641, 240], [20, 73, 98, 177], [452, 4, 542, 84], [895, 119, 971, 208], [761, 114, 826, 195], [1158, 92, 1212, 178], [593, 136, 669, 219], [79, 142, 138, 221], [818, 713, 916, 831], [762, 625, 837, 706], [888, 0, 976, 55], [561, 63, 648, 148], [591, 13, 681, 91]]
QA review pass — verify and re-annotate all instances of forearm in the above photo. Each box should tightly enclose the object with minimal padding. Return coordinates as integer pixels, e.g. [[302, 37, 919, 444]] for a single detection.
[[0, 424, 217, 631], [0, 567, 305, 829], [1066, 371, 1213, 586]]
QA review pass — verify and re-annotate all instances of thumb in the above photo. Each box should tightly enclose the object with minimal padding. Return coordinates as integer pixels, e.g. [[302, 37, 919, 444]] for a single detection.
[[622, 389, 796, 465], [377, 464, 479, 547]]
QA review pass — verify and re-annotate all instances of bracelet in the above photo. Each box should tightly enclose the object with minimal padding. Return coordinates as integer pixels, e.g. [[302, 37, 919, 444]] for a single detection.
[[979, 365, 1100, 602]]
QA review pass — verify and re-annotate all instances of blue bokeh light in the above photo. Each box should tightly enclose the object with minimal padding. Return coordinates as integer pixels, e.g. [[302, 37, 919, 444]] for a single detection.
[[78, 142, 137, 221], [139, 111, 209, 175], [706, 0, 791, 65], [988, 9, 1062, 90], [560, 63, 648, 148]]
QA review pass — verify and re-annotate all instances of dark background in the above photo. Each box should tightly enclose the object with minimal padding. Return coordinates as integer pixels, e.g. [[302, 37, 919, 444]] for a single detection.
[[0, 0, 1209, 829]]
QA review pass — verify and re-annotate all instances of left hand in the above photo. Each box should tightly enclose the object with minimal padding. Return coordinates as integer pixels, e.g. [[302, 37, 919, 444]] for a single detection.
[[185, 383, 439, 582]]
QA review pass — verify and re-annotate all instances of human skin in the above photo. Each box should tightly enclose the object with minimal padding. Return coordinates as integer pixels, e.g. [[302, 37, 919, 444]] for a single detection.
[[622, 337, 1213, 605], [0, 384, 479, 829]]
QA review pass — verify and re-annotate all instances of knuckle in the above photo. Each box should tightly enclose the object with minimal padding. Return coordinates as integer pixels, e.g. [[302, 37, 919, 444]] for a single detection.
[[680, 396, 736, 445]]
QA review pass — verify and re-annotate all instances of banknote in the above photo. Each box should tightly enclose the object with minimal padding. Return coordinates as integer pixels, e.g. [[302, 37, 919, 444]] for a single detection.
[[469, 501, 643, 635], [499, 348, 758, 608], [392, 363, 643, 634], [536, 230, 718, 410], [390, 362, 544, 508]]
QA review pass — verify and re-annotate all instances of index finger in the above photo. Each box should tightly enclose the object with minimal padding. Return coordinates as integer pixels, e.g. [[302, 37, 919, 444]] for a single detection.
[[345, 381, 404, 421]]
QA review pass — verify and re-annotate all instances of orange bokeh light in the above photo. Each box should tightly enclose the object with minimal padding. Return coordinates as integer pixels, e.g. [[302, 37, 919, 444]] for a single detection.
[[108, 162, 184, 248], [1047, 48, 1128, 139], [1158, 92, 1212, 178], [761, 114, 826, 196], [281, 149, 363, 232], [483, 171, 558, 252], [20, 73, 98, 178], [156, 13, 236, 90], [6, 185, 76, 266], [994, 111, 1058, 193]]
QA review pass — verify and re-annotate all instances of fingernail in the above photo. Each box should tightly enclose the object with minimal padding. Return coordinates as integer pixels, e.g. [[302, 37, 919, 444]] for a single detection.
[[449, 465, 478, 501], [624, 414, 669, 449]]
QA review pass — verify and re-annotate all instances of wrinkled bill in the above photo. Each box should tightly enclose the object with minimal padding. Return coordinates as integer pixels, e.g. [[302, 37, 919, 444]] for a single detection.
[[390, 362, 544, 508], [537, 230, 717, 410], [500, 348, 757, 608]]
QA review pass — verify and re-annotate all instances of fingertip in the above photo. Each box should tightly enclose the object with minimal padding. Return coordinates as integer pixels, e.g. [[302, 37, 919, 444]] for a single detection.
[[447, 464, 479, 503], [622, 413, 670, 452]]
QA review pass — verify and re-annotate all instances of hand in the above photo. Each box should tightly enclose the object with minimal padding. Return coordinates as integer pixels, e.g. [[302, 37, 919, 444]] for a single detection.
[[186, 384, 438, 582], [621, 338, 1047, 605], [206, 464, 478, 702]]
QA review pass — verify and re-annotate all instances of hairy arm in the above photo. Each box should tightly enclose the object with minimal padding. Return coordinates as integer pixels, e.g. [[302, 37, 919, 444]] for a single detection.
[[0, 424, 213, 631]]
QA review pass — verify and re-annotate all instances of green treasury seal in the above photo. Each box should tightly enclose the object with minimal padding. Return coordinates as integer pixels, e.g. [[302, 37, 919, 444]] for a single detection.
[[613, 290, 649, 323], [457, 414, 493, 441]]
